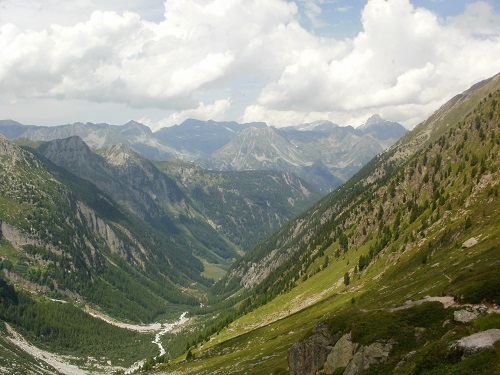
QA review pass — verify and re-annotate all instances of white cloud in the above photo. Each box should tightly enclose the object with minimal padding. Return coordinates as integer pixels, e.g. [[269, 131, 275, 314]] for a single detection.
[[250, 0, 500, 127], [446, 1, 500, 37], [138, 98, 232, 131], [300, 0, 324, 28], [0, 0, 301, 110], [0, 0, 499, 130]]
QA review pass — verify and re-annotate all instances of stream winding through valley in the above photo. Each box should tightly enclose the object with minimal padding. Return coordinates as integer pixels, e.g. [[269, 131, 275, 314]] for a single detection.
[[152, 312, 189, 356], [87, 309, 189, 373]]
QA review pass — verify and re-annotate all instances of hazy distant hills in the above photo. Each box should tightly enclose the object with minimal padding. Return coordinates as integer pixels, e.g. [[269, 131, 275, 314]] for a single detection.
[[155, 119, 267, 158], [201, 116, 407, 191], [0, 115, 407, 192]]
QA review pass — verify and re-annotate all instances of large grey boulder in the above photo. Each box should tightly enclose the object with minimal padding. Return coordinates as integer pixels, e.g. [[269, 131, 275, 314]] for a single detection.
[[324, 332, 359, 374], [343, 340, 395, 375], [449, 329, 500, 356], [287, 322, 336, 375]]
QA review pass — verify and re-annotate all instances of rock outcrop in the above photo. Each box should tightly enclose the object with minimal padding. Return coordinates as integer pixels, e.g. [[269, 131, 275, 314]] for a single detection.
[[343, 340, 395, 375], [462, 237, 478, 248], [324, 333, 358, 374], [287, 323, 337, 375], [288, 326, 396, 375], [449, 329, 500, 356], [0, 221, 38, 248], [453, 309, 479, 323]]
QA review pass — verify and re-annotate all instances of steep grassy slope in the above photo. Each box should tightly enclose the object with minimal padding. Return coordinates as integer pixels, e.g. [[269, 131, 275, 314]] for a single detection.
[[156, 75, 500, 374]]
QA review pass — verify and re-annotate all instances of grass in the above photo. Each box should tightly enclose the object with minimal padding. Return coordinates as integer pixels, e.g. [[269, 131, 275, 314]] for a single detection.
[[162, 195, 500, 374], [200, 258, 229, 282]]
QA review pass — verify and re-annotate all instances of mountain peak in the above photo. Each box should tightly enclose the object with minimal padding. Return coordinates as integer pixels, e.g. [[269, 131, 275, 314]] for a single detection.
[[365, 114, 384, 126], [359, 115, 408, 141], [121, 120, 152, 135]]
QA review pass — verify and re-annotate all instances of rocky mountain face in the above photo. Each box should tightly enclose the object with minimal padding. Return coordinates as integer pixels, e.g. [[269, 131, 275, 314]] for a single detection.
[[4, 120, 181, 160], [35, 136, 318, 255], [154, 118, 267, 158], [0, 116, 406, 193], [201, 118, 407, 192]]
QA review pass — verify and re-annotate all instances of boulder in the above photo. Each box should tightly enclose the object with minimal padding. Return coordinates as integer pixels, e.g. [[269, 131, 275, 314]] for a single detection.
[[343, 340, 395, 375], [449, 329, 500, 356], [462, 237, 478, 248], [453, 309, 479, 323], [287, 322, 336, 375], [324, 332, 359, 374]]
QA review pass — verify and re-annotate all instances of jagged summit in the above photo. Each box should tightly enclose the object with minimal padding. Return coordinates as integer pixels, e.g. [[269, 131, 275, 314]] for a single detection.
[[358, 114, 408, 141], [365, 113, 384, 125]]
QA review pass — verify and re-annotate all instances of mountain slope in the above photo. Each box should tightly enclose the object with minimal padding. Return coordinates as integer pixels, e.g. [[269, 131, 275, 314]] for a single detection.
[[156, 160, 320, 251], [0, 134, 212, 323], [36, 137, 239, 266], [222, 74, 499, 295], [201, 118, 407, 192], [162, 74, 500, 374], [154, 118, 267, 158]]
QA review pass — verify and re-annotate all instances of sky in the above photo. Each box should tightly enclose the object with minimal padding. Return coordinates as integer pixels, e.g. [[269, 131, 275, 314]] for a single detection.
[[0, 0, 499, 130]]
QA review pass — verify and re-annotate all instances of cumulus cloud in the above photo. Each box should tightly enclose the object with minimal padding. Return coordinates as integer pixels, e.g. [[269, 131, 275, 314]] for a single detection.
[[0, 0, 301, 110], [0, 0, 499, 129], [249, 0, 500, 127], [138, 98, 232, 131]]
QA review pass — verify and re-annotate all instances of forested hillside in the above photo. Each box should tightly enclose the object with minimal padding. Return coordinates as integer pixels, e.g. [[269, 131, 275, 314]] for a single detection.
[[156, 160, 319, 250], [0, 134, 210, 322]]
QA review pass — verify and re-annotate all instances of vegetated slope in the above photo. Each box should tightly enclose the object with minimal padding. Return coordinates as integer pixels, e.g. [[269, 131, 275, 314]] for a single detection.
[[0, 134, 212, 324], [161, 74, 500, 374], [37, 136, 238, 265], [156, 160, 320, 251], [0, 278, 157, 372], [222, 73, 499, 300], [200, 117, 407, 192]]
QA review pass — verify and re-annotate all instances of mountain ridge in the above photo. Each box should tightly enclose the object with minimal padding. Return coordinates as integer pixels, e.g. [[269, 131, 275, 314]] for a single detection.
[[0, 116, 407, 192]]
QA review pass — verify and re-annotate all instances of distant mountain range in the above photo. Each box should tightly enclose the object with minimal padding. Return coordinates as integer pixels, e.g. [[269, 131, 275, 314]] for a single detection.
[[0, 116, 407, 192], [201, 116, 407, 191]]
